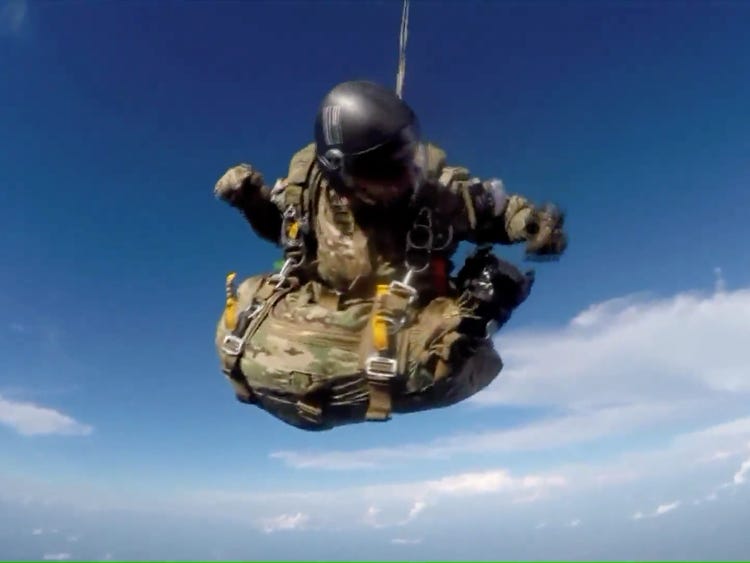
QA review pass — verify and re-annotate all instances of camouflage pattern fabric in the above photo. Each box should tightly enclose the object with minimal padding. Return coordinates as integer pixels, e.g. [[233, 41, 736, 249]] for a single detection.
[[213, 141, 561, 429], [215, 274, 504, 431]]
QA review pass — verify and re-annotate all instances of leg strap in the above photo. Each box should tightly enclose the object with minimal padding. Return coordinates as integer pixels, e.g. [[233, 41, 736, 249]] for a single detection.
[[361, 280, 417, 421]]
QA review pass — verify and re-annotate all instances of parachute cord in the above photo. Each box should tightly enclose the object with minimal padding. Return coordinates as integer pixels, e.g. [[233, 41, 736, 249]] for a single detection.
[[395, 0, 409, 99]]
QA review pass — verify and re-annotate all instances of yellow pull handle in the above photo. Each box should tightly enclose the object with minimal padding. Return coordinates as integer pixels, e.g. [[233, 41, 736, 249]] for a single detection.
[[224, 272, 238, 330], [287, 221, 299, 240], [372, 283, 390, 350]]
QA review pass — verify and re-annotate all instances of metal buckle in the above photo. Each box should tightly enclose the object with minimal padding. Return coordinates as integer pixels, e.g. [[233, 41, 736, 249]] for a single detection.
[[365, 355, 398, 380], [269, 255, 303, 289], [393, 267, 421, 292], [221, 302, 262, 355], [432, 224, 454, 251], [283, 237, 305, 249], [280, 205, 309, 248], [388, 279, 418, 300], [221, 334, 245, 356], [473, 271, 495, 302], [406, 222, 433, 251]]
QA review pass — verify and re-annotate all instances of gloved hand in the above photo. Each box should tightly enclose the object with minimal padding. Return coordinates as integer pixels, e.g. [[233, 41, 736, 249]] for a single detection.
[[523, 203, 567, 260], [214, 164, 265, 207]]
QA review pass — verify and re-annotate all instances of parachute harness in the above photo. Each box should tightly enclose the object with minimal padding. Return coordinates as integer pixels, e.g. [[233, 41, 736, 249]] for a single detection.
[[276, 203, 309, 287], [219, 184, 311, 398], [220, 275, 298, 404], [221, 209, 305, 352], [363, 206, 454, 421]]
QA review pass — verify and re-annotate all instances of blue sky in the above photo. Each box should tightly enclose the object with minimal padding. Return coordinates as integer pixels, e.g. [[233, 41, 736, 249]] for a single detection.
[[2, 0, 750, 560]]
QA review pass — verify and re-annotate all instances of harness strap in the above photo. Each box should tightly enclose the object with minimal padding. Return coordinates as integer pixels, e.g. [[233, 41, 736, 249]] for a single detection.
[[278, 145, 323, 275], [223, 272, 240, 330], [220, 275, 299, 402], [283, 144, 321, 226], [360, 278, 417, 421], [296, 395, 324, 425]]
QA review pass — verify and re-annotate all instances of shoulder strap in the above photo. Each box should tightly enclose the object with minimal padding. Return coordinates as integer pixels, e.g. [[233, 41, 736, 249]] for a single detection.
[[423, 142, 447, 180], [430, 151, 479, 232], [276, 143, 326, 272], [284, 143, 319, 219]]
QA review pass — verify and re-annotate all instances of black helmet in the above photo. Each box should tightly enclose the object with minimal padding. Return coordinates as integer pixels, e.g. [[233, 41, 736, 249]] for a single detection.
[[314, 80, 423, 202]]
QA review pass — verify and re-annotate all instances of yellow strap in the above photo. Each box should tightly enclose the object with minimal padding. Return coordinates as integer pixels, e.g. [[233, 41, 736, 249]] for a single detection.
[[364, 282, 411, 421], [224, 272, 238, 330], [287, 220, 299, 240], [372, 283, 390, 351]]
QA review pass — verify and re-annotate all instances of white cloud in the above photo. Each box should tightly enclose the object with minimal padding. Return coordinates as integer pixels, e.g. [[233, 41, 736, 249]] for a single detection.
[[410, 468, 566, 508], [262, 416, 748, 534], [364, 498, 430, 529], [270, 402, 692, 470], [271, 284, 750, 470], [32, 528, 43, 535], [390, 537, 422, 545], [655, 501, 680, 515], [481, 286, 750, 407], [175, 464, 567, 536], [2, 414, 748, 557], [733, 457, 750, 485], [428, 470, 517, 495], [363, 505, 390, 528], [364, 505, 380, 520], [0, 0, 25, 35], [260, 512, 309, 534], [407, 500, 426, 520], [0, 394, 92, 436], [426, 470, 565, 497], [633, 500, 681, 520], [42, 554, 71, 561], [701, 450, 735, 462]]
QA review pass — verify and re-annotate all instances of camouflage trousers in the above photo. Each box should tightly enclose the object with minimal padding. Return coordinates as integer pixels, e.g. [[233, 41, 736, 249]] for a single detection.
[[215, 261, 530, 431]]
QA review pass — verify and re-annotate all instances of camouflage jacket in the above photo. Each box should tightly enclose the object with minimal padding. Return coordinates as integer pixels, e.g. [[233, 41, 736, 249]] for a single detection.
[[238, 142, 543, 294]]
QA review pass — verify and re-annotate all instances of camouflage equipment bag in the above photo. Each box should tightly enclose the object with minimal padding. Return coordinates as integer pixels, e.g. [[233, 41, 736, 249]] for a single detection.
[[215, 271, 504, 431]]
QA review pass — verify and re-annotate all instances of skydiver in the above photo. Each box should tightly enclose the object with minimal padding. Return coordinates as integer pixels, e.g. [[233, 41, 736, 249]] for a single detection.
[[213, 80, 567, 430]]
